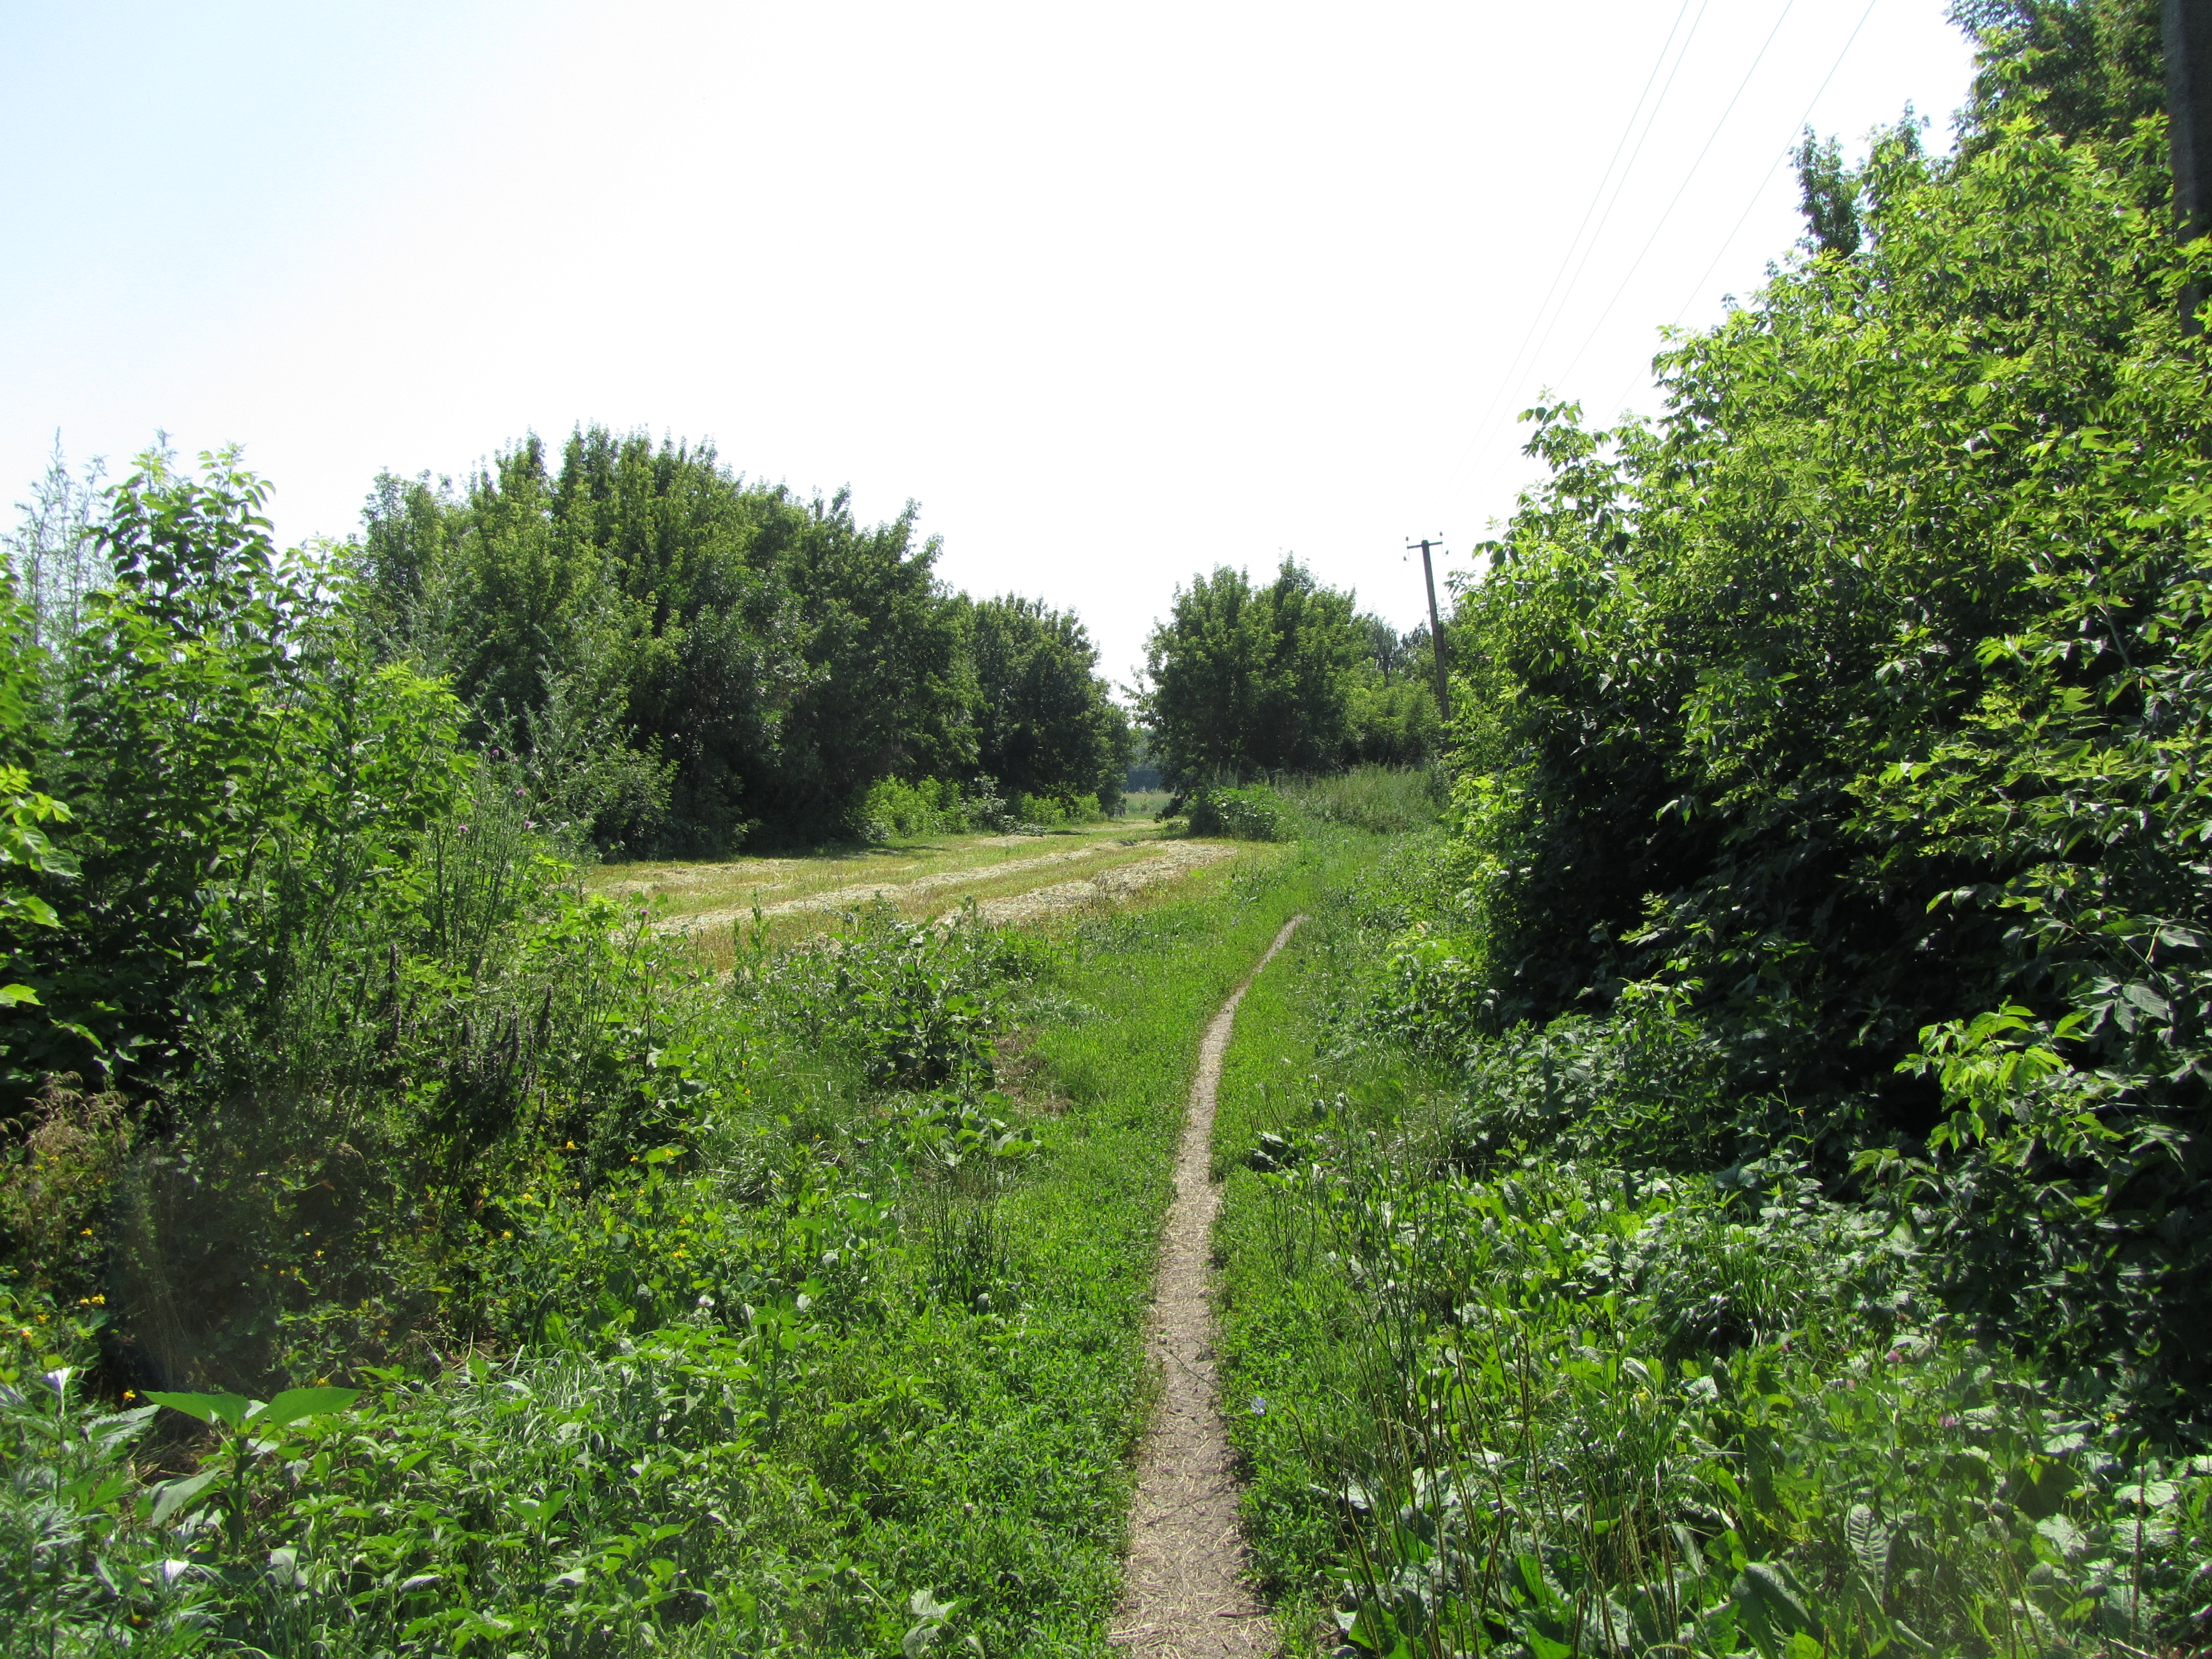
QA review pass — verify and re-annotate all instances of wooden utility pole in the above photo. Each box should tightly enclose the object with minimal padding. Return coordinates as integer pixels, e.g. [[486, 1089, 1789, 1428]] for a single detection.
[[1407, 536, 1451, 724], [2167, 0, 2212, 327]]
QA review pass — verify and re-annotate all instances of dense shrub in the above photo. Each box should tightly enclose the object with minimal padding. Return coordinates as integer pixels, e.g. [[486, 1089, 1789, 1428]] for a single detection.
[[1184, 783, 1286, 841], [359, 437, 1132, 851], [1419, 89, 2212, 1414]]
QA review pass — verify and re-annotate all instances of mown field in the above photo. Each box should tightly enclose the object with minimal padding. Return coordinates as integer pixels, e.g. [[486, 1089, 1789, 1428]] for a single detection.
[[590, 817, 1241, 963]]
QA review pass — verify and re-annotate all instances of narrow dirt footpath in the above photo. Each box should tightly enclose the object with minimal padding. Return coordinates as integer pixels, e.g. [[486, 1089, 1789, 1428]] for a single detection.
[[1112, 916, 1303, 1657]]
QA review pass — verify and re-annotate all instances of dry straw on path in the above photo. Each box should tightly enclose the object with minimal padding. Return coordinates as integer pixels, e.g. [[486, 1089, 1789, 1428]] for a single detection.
[[1112, 916, 1303, 1657]]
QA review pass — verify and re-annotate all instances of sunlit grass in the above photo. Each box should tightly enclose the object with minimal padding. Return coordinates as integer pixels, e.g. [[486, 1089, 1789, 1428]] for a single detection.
[[608, 820, 1284, 972], [590, 820, 1165, 923]]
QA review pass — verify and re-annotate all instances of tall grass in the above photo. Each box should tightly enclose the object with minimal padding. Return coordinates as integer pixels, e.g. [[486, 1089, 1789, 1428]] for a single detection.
[[1273, 766, 1445, 836]]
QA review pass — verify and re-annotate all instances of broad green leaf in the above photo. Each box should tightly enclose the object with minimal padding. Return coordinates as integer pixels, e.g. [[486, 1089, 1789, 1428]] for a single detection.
[[1736, 1561, 1815, 1636], [150, 1469, 220, 1526], [145, 1390, 253, 1431], [253, 1386, 359, 1428], [2037, 1513, 2087, 1558]]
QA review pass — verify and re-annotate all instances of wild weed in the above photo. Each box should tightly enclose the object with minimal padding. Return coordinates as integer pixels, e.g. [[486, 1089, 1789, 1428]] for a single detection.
[[1273, 766, 1447, 837], [1225, 1114, 2212, 1656]]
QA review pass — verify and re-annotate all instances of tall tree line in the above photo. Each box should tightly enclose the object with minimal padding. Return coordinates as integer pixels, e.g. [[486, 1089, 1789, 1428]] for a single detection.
[[358, 427, 1129, 850]]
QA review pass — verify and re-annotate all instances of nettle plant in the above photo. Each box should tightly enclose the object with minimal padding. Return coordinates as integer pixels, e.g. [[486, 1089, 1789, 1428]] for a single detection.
[[139, 1386, 360, 1557], [1238, 1139, 2212, 1658]]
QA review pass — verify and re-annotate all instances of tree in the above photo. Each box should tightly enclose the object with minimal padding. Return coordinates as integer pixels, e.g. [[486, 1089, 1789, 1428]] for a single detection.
[[9, 447, 471, 1091], [750, 488, 976, 833], [1951, 0, 2165, 150], [968, 595, 1131, 810], [1794, 130, 1863, 258], [1442, 62, 2212, 1404], [357, 429, 982, 849], [1140, 559, 1365, 786]]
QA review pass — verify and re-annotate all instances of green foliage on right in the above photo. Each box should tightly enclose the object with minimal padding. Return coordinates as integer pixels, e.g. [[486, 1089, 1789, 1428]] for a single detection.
[[1215, 851, 2212, 1659], [1434, 82, 2210, 1416], [1203, 10, 2212, 1656]]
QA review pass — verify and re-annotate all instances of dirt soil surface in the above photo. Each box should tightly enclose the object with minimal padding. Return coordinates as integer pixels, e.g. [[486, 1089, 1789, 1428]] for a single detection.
[[1111, 915, 1302, 1657]]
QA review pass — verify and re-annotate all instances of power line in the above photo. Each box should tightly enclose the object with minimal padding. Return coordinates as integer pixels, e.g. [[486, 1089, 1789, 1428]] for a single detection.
[[1485, 0, 1714, 440], [1601, 0, 1883, 421], [1450, 0, 1706, 479], [1668, 0, 1883, 331], [1548, 0, 1803, 398]]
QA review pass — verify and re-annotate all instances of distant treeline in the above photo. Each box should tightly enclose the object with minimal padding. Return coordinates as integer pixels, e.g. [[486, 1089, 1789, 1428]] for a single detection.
[[358, 427, 1131, 852]]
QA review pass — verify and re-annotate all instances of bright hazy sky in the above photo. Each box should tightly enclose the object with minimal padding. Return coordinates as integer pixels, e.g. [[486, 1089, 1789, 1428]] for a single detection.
[[3, 2, 1979, 690]]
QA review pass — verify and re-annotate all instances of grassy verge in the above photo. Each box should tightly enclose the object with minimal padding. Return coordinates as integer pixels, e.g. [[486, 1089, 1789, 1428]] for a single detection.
[[757, 837, 1346, 1655], [1209, 845, 2212, 1659]]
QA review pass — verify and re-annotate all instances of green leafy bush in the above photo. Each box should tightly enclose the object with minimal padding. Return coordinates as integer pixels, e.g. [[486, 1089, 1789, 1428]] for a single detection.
[[1185, 783, 1286, 841], [856, 774, 988, 841], [1217, 835, 2212, 1655], [1419, 89, 2212, 1412], [1224, 1125, 2211, 1657], [747, 902, 1043, 1092]]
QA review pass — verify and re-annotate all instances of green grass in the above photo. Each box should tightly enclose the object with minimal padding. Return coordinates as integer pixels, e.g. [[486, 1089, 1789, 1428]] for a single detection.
[[4, 829, 1399, 1657], [728, 844, 1356, 1654], [1272, 765, 1444, 836]]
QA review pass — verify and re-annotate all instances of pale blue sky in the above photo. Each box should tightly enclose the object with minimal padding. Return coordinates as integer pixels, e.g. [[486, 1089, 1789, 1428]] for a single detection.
[[3, 2, 1979, 684]]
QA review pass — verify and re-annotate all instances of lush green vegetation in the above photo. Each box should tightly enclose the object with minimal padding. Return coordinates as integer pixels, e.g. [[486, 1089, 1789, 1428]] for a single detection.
[[13, 3, 2212, 1654], [0, 427, 1372, 1652], [1214, 850, 2209, 1657], [1, 684, 1386, 1653], [357, 428, 1129, 852], [1195, 4, 2212, 1655], [1139, 561, 1441, 791]]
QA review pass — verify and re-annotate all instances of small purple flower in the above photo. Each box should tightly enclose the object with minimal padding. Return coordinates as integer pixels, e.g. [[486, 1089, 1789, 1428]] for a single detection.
[[1250, 1396, 1267, 1416], [1940, 1414, 1960, 1428]]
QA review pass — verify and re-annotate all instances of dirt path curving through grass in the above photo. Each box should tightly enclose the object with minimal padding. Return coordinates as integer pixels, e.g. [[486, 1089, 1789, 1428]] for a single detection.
[[1112, 915, 1303, 1656]]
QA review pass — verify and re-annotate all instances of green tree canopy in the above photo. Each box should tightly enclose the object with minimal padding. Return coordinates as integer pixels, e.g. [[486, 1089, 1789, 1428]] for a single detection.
[[358, 428, 982, 848], [967, 595, 1131, 811], [1139, 559, 1366, 787]]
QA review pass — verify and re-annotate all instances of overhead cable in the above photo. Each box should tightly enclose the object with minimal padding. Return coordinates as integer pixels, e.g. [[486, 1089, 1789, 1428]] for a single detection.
[[1596, 0, 1884, 422], [1548, 0, 1803, 397], [1451, 0, 1706, 480]]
